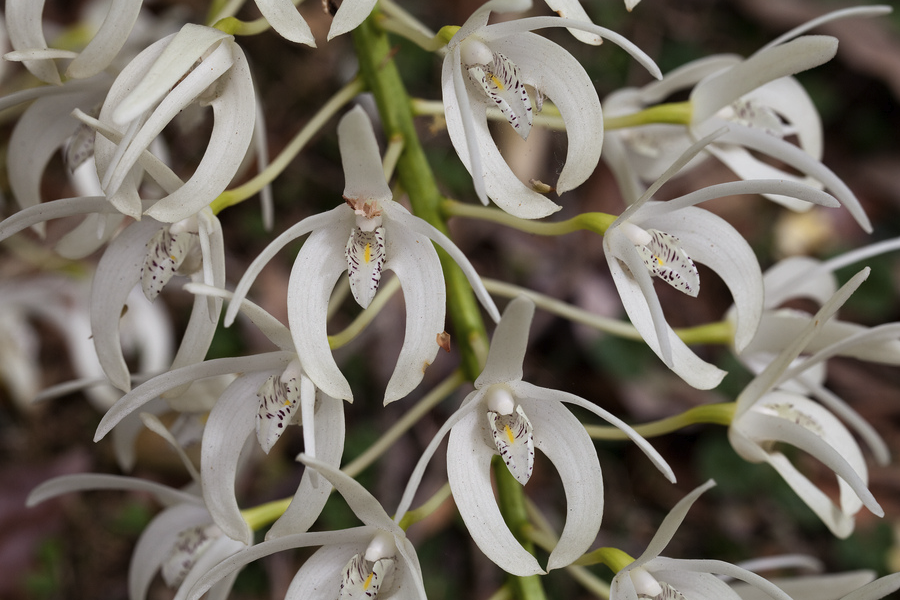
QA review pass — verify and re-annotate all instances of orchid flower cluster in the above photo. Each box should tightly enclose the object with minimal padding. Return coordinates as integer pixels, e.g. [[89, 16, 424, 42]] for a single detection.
[[3, 0, 900, 598]]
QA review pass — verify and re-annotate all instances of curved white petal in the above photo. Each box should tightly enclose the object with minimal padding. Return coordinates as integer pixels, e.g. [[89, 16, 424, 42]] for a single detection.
[[516, 396, 604, 571], [442, 49, 561, 219], [0, 196, 110, 242], [130, 504, 210, 600], [173, 534, 247, 600], [750, 77, 822, 160], [338, 105, 393, 203], [6, 0, 60, 84], [202, 371, 275, 545], [65, 0, 142, 79], [514, 381, 675, 482], [383, 202, 500, 323], [254, 0, 316, 46], [328, 0, 377, 40], [842, 572, 900, 600], [27, 473, 202, 508], [91, 219, 161, 392], [730, 571, 875, 600], [225, 205, 350, 327], [381, 221, 446, 404], [644, 206, 763, 352], [289, 226, 354, 401], [94, 352, 295, 441], [488, 32, 603, 196], [604, 231, 727, 389], [542, 0, 602, 44], [652, 569, 742, 600], [476, 296, 533, 387], [285, 542, 363, 599], [266, 394, 346, 538], [112, 26, 231, 125], [691, 36, 837, 123], [145, 43, 256, 222], [646, 558, 794, 600], [446, 407, 545, 576]]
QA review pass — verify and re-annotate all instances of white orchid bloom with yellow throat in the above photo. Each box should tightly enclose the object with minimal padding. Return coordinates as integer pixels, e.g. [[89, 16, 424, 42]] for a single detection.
[[226, 105, 499, 405], [443, 0, 662, 219]]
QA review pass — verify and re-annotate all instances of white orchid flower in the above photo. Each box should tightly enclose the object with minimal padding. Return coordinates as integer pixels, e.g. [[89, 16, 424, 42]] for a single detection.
[[610, 480, 794, 600], [252, 0, 376, 46], [27, 474, 246, 600], [394, 296, 674, 577], [5, 0, 143, 84], [602, 5, 890, 232], [603, 130, 840, 389], [94, 292, 345, 546], [729, 268, 885, 538], [225, 105, 499, 404], [95, 23, 255, 222], [185, 454, 427, 600], [442, 0, 661, 219]]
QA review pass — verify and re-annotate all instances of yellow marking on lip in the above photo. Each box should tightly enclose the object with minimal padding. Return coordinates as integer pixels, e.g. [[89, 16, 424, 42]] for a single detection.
[[505, 424, 515, 445], [364, 572, 374, 590], [364, 243, 371, 263], [490, 74, 504, 90]]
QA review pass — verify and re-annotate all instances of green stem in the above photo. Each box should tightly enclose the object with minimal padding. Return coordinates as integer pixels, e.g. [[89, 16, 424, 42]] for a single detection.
[[494, 456, 548, 600], [396, 482, 452, 530], [575, 547, 635, 571], [351, 14, 489, 381], [442, 198, 617, 236], [328, 276, 402, 349], [210, 78, 365, 215], [585, 402, 736, 440], [604, 102, 693, 129]]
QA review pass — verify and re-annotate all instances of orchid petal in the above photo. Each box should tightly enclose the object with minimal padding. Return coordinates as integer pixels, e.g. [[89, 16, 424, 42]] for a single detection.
[[94, 352, 295, 441], [760, 6, 893, 52], [542, 0, 602, 44], [631, 480, 716, 569], [691, 36, 837, 123], [186, 527, 376, 600], [111, 26, 231, 126], [267, 394, 345, 538], [285, 543, 362, 599], [254, 0, 316, 46], [446, 407, 545, 576], [0, 196, 110, 242], [651, 569, 742, 600], [476, 295, 533, 387], [6, 0, 60, 84], [646, 558, 794, 600], [450, 0, 533, 45], [27, 473, 202, 508], [492, 33, 604, 197], [750, 77, 822, 160], [172, 535, 247, 600], [762, 256, 835, 308], [735, 268, 869, 416], [842, 572, 900, 600], [91, 219, 161, 392], [393, 536, 429, 600], [643, 206, 763, 352], [604, 231, 727, 389], [202, 371, 275, 545], [382, 202, 500, 323], [382, 221, 446, 404], [298, 453, 402, 534], [328, 0, 377, 41], [4, 48, 78, 61], [514, 381, 675, 482], [55, 212, 123, 259], [289, 226, 355, 401], [442, 49, 561, 218], [130, 504, 210, 600], [225, 205, 350, 327], [517, 396, 604, 570], [730, 571, 876, 600], [338, 105, 393, 203], [65, 0, 142, 79]]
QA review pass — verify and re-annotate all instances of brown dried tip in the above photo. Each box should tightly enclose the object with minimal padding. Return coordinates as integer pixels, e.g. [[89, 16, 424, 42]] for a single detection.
[[529, 179, 555, 194], [437, 331, 451, 353], [344, 196, 382, 219]]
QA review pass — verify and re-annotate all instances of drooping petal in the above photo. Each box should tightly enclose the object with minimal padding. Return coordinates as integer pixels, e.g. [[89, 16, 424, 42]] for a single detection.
[[202, 371, 276, 545], [328, 0, 377, 40], [5, 0, 61, 84], [486, 32, 603, 196], [94, 352, 295, 441], [0, 196, 111, 242], [65, 0, 142, 80], [288, 225, 355, 402], [446, 407, 545, 576], [267, 394, 346, 538], [476, 295, 533, 387], [254, 0, 316, 46], [27, 473, 202, 508], [381, 220, 446, 404], [541, 0, 603, 44], [691, 36, 838, 124], [518, 396, 604, 571]]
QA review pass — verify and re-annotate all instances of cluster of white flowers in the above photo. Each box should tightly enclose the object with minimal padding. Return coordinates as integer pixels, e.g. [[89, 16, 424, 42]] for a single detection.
[[3, 0, 900, 599]]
